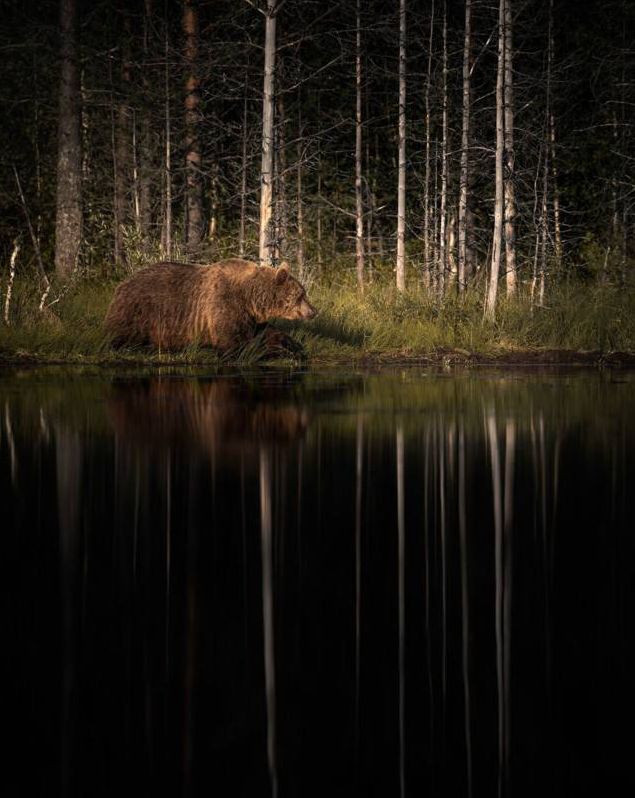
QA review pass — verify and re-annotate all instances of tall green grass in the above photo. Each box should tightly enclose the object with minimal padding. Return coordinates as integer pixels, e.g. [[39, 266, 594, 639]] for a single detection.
[[1, 272, 633, 364]]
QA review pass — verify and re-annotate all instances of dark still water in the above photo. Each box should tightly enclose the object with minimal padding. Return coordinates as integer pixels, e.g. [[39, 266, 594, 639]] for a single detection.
[[2, 367, 634, 798]]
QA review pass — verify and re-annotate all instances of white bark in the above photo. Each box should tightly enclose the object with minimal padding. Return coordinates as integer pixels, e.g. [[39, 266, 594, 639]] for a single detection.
[[3, 239, 19, 326], [396, 0, 407, 292], [484, 0, 505, 320], [259, 0, 277, 267], [458, 0, 472, 294], [547, 0, 562, 270], [438, 2, 448, 297], [355, 0, 364, 291], [423, 0, 434, 289], [503, 0, 516, 296]]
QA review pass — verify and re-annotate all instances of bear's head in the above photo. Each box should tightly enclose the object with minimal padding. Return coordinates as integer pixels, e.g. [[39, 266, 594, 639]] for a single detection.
[[268, 266, 317, 322]]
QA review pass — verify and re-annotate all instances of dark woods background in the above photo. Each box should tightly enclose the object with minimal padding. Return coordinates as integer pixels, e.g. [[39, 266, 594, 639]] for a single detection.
[[0, 0, 633, 289]]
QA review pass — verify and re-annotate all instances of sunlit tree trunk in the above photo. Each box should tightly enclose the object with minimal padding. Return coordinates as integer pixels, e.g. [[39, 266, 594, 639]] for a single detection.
[[4, 239, 19, 325], [539, 154, 548, 305], [437, 1, 448, 297], [423, 0, 434, 289], [547, 0, 562, 271], [55, 0, 82, 278], [503, 0, 516, 297], [396, 0, 407, 292], [355, 0, 364, 291], [183, 0, 204, 253], [484, 0, 505, 321], [458, 0, 472, 294], [259, 0, 278, 266]]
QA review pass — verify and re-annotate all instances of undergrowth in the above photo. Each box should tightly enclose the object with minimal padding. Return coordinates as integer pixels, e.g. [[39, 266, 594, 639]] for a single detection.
[[0, 273, 633, 365]]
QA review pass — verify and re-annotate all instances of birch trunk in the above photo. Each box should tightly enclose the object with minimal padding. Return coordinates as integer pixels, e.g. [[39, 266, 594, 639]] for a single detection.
[[503, 0, 516, 296], [484, 0, 505, 320], [4, 239, 19, 325], [539, 147, 548, 305], [259, 1, 277, 267], [423, 0, 434, 289], [396, 0, 407, 292], [438, 2, 448, 297], [183, 0, 204, 253], [547, 0, 562, 270], [458, 0, 472, 294], [355, 0, 365, 291], [55, 0, 82, 278]]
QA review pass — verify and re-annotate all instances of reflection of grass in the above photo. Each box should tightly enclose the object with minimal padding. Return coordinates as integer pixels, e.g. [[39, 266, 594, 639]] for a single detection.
[[1, 275, 634, 365], [2, 367, 634, 451]]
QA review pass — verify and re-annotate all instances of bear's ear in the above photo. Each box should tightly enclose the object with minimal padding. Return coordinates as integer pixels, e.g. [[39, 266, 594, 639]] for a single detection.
[[275, 266, 289, 285]]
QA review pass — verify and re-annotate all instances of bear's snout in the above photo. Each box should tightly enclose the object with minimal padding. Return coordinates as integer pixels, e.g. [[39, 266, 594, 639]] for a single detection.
[[300, 300, 317, 320]]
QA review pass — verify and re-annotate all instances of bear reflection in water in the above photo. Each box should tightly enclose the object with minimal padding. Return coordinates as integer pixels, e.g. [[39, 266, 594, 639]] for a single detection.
[[107, 375, 310, 463]]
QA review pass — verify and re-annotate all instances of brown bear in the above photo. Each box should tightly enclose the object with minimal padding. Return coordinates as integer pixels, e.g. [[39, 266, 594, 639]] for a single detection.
[[104, 258, 317, 354]]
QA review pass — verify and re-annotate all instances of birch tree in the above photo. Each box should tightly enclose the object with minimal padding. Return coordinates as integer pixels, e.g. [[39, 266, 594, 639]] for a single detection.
[[396, 0, 407, 292], [503, 0, 516, 296], [355, 0, 364, 291], [547, 0, 562, 270], [484, 0, 505, 320], [422, 0, 435, 289], [259, 0, 279, 267], [437, 1, 448, 296], [54, 0, 83, 278], [457, 0, 472, 294]]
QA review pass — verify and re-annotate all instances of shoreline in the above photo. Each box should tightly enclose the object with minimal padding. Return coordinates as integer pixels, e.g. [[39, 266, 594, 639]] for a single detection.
[[1, 347, 634, 370]]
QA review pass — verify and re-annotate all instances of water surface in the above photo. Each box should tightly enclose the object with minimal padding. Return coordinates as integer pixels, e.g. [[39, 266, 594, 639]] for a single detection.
[[3, 367, 634, 797]]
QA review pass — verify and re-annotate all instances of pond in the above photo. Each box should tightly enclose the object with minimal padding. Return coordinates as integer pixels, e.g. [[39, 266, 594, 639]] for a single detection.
[[3, 367, 634, 797]]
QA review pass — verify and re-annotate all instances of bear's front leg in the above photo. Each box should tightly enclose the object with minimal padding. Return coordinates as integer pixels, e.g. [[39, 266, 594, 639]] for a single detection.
[[258, 325, 304, 359]]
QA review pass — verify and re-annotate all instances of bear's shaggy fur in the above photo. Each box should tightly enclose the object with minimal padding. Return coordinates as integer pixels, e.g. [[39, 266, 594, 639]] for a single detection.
[[104, 258, 317, 353]]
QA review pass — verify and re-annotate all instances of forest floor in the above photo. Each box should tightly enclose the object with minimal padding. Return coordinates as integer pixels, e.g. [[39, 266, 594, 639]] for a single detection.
[[1, 277, 634, 368]]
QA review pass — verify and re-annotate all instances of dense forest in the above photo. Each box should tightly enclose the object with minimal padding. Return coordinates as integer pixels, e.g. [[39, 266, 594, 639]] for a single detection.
[[0, 0, 633, 351]]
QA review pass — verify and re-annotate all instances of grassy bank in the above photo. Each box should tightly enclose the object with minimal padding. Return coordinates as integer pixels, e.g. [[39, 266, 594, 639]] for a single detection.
[[1, 274, 634, 366]]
